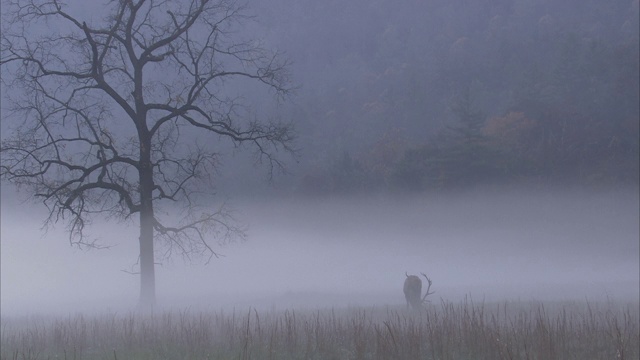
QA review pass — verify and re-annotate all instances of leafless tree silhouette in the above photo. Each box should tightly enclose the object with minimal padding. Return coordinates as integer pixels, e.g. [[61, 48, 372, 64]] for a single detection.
[[0, 0, 295, 309]]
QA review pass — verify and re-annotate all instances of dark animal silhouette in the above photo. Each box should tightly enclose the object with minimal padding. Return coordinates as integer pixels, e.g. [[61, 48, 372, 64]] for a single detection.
[[403, 272, 434, 310]]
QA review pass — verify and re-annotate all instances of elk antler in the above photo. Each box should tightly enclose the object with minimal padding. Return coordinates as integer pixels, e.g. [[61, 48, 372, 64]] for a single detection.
[[420, 272, 435, 303]]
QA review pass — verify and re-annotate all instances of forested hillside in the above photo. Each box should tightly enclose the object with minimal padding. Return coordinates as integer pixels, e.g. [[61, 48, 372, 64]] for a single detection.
[[255, 0, 639, 194]]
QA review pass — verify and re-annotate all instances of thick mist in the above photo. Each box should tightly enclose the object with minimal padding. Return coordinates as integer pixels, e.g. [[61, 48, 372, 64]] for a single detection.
[[0, 0, 638, 318], [1, 187, 638, 315]]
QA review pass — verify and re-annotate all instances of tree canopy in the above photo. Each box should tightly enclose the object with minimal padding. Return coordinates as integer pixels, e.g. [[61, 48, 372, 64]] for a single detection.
[[1, 0, 295, 307]]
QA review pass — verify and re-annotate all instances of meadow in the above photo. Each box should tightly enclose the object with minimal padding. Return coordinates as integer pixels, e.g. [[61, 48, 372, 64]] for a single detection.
[[1, 299, 637, 360]]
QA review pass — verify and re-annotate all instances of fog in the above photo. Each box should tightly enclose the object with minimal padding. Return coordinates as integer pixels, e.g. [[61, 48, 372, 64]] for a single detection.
[[1, 0, 639, 317], [2, 187, 638, 315]]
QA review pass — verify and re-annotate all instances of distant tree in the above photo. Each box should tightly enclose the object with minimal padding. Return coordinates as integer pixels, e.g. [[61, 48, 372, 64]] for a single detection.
[[0, 0, 295, 309], [448, 91, 485, 146], [360, 128, 407, 188], [392, 143, 442, 191], [441, 92, 502, 185], [329, 151, 366, 193], [483, 111, 538, 176]]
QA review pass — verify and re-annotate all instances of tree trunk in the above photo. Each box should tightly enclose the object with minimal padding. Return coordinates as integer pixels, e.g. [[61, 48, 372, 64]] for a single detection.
[[139, 204, 155, 309], [138, 138, 156, 310]]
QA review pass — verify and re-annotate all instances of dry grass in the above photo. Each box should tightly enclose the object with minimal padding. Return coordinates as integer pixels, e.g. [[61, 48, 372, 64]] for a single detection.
[[1, 299, 638, 360]]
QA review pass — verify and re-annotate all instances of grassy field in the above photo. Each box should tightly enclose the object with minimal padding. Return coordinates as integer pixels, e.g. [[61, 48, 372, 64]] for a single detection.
[[1, 299, 638, 360]]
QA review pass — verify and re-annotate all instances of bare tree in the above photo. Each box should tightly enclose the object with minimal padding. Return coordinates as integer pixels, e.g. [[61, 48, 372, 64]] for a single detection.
[[403, 272, 434, 310], [0, 0, 295, 309]]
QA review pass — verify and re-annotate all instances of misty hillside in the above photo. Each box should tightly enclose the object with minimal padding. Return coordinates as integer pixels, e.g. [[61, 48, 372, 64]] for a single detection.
[[216, 0, 640, 195]]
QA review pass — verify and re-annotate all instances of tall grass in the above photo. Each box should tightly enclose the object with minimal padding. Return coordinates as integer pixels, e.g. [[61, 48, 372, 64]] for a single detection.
[[1, 299, 637, 360]]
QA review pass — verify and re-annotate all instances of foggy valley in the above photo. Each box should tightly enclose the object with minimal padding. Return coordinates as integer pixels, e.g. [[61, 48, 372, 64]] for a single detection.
[[0, 0, 638, 357], [2, 187, 638, 314]]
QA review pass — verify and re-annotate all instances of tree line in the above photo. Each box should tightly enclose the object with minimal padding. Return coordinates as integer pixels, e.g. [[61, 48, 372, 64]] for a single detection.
[[278, 0, 639, 194]]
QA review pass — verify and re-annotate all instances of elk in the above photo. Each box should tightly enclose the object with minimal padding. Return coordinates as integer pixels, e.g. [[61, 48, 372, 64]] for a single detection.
[[403, 272, 434, 310]]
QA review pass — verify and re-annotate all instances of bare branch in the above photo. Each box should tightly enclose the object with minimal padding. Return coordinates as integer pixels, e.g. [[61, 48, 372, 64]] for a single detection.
[[1, 0, 294, 269]]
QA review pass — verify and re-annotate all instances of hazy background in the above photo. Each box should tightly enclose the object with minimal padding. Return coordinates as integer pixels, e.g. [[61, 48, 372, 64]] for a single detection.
[[1, 0, 639, 315], [2, 186, 638, 315]]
